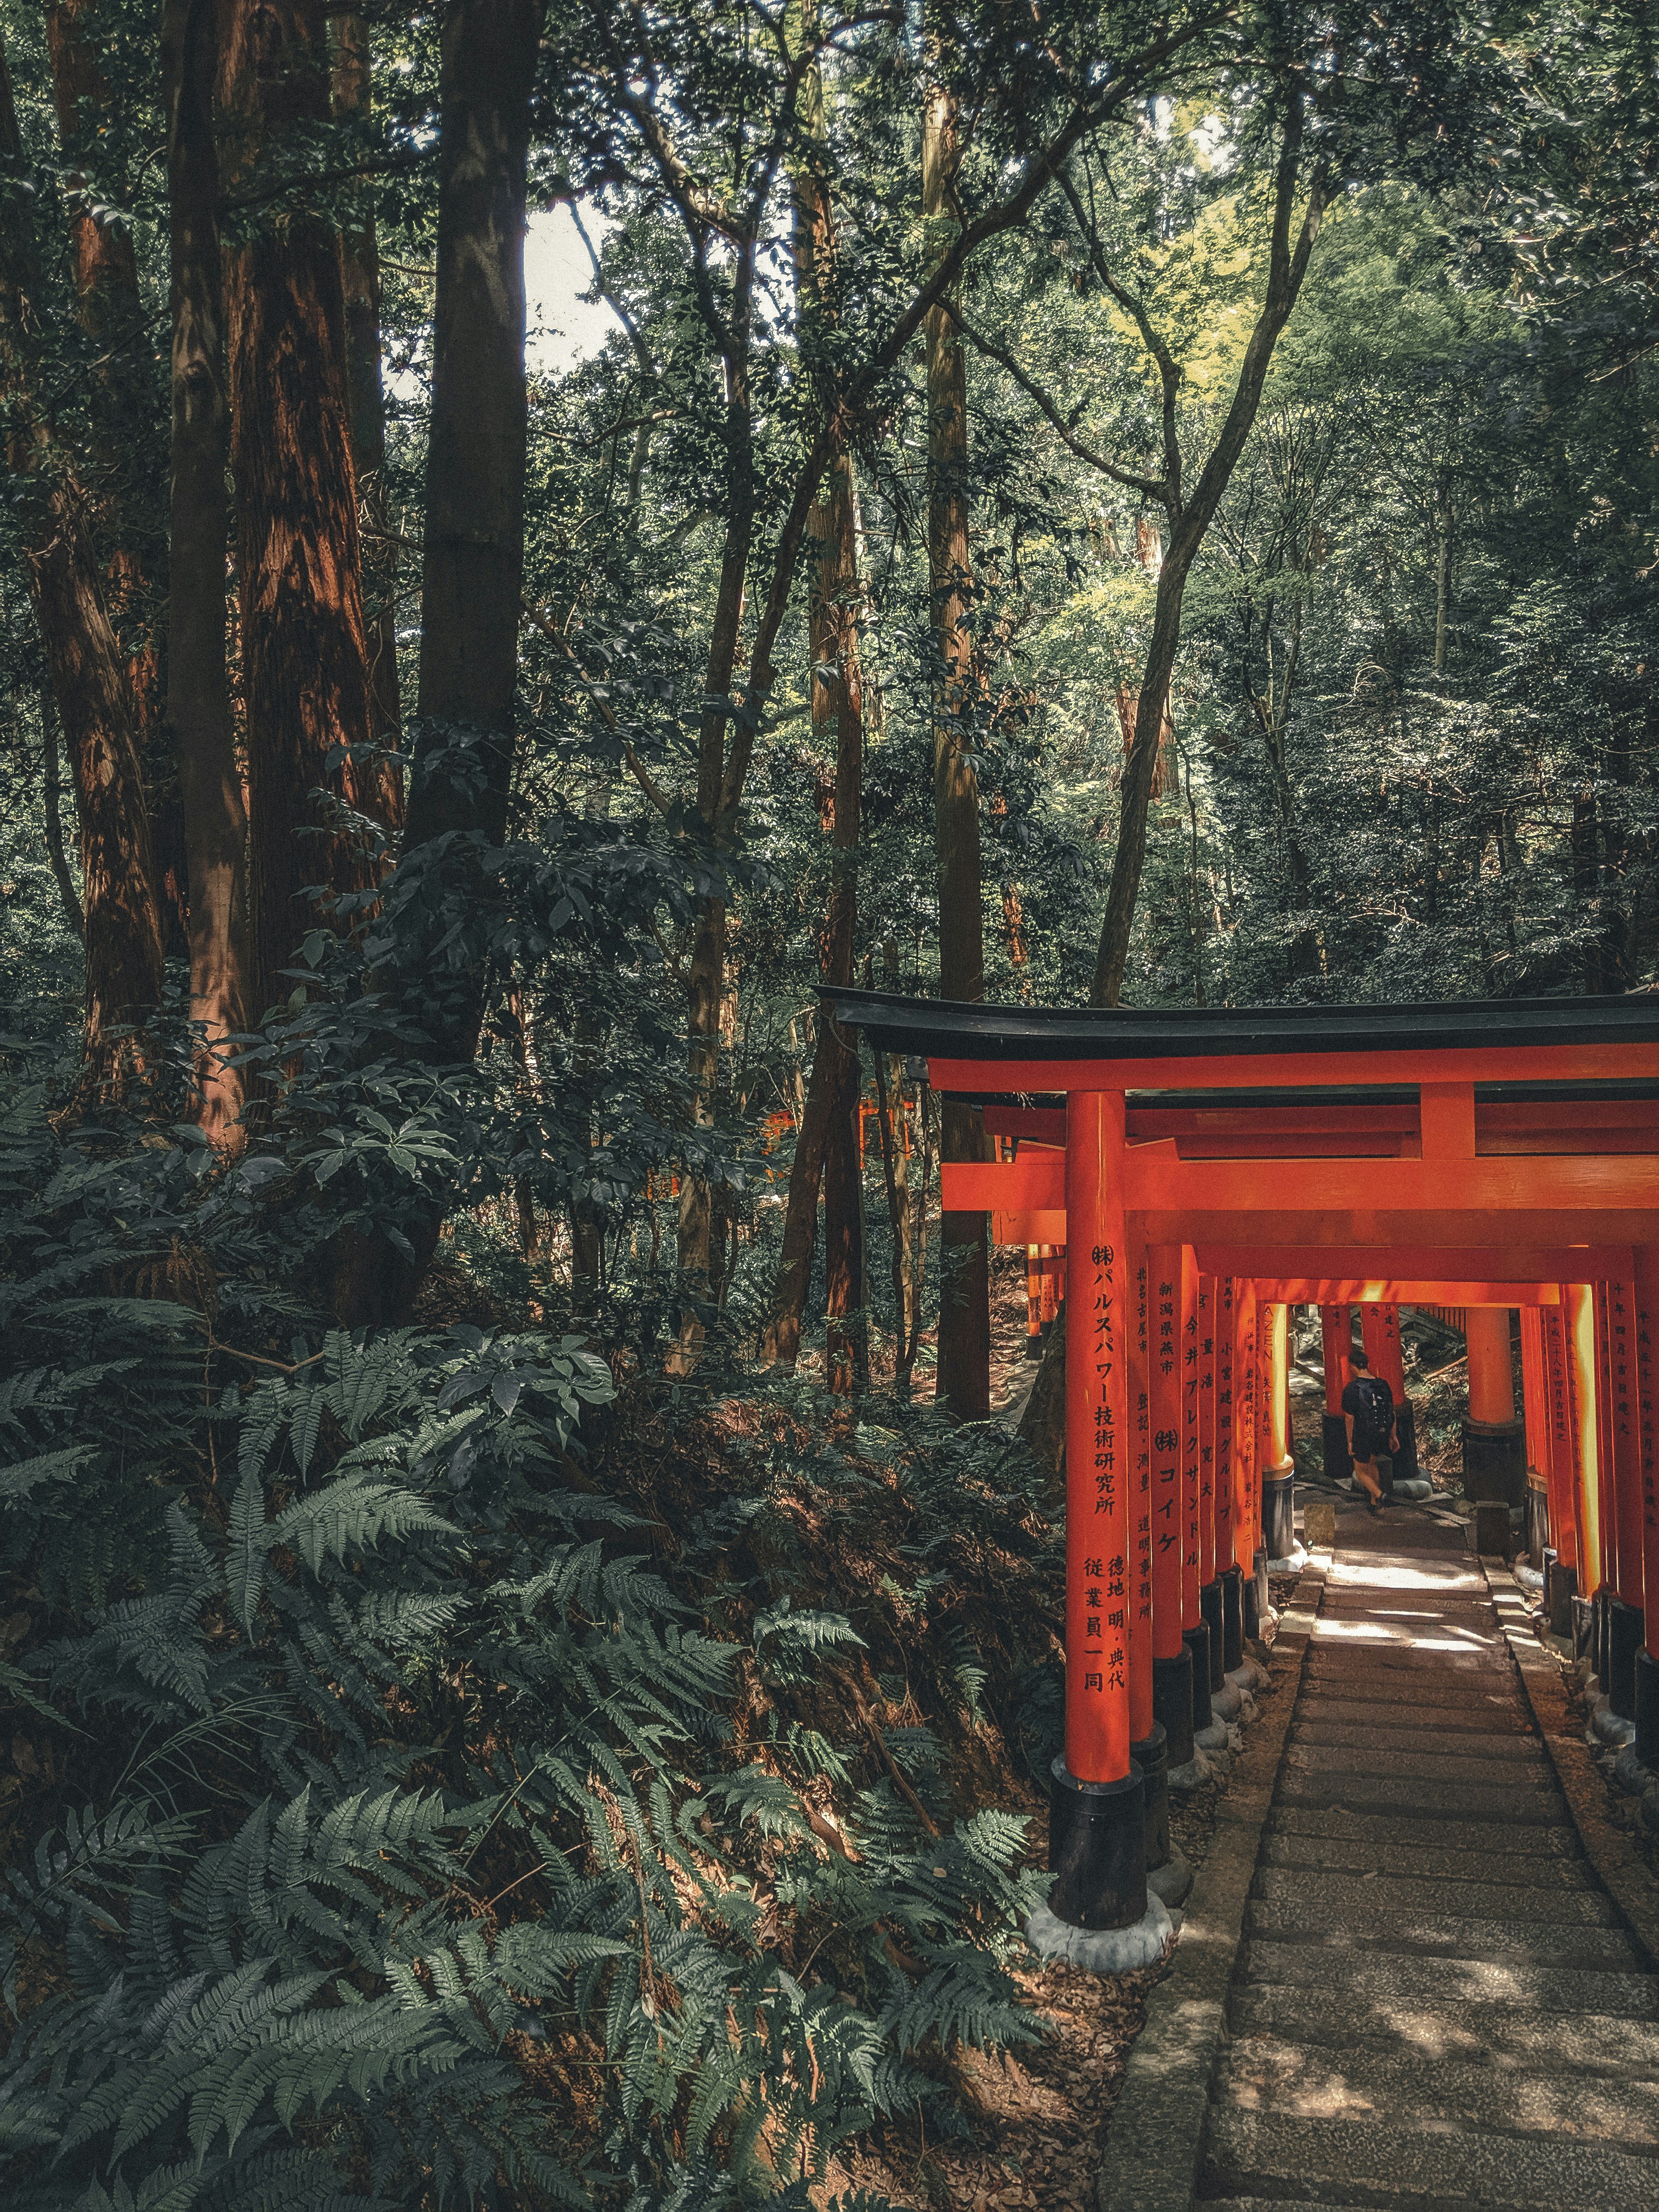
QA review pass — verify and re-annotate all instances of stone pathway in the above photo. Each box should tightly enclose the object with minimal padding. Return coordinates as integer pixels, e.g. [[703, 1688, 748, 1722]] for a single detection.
[[1199, 1498, 1659, 2209]]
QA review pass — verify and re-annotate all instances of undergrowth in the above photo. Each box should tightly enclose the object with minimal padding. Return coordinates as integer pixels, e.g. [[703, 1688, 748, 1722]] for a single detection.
[[0, 1065, 1066, 2210]]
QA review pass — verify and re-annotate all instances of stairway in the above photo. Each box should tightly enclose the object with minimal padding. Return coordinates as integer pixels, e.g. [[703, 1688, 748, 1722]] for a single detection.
[[1199, 1505, 1659, 2209]]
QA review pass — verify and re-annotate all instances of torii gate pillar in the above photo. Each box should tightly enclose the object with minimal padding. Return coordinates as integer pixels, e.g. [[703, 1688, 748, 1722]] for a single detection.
[[1463, 1307, 1526, 1507]]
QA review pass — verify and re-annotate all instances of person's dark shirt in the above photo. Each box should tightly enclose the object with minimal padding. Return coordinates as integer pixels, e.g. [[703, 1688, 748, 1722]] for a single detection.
[[1341, 1374, 1394, 1457]]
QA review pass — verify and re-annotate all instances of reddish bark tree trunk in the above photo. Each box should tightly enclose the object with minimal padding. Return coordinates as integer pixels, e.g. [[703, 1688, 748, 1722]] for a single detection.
[[216, 0, 383, 1026], [46, 0, 185, 957], [1, 30, 166, 1090], [165, 0, 249, 1139], [924, 82, 990, 1421]]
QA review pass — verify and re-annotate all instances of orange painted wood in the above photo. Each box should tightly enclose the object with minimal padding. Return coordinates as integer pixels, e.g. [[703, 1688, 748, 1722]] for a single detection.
[[1543, 1303, 1579, 1572], [1149, 1242, 1184, 1663], [1181, 1247, 1201, 1629], [1234, 1284, 1259, 1568], [1633, 1248, 1659, 1660], [1465, 1307, 1516, 1426], [1521, 1307, 1549, 1502], [1320, 1306, 1351, 1417], [946, 1150, 1659, 1221], [1567, 1286, 1602, 1587], [1064, 1092, 1133, 1785], [1215, 1274, 1236, 1576], [1128, 1251, 1153, 1744], [928, 1042, 1659, 1092], [1198, 1272, 1218, 1589], [1604, 1278, 1644, 1608]]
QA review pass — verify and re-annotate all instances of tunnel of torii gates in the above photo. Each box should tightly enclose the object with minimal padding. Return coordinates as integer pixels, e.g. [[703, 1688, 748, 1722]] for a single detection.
[[828, 985, 1659, 1942]]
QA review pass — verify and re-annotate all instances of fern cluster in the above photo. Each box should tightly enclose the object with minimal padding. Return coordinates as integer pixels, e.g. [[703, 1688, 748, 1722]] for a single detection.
[[0, 1079, 1059, 2210]]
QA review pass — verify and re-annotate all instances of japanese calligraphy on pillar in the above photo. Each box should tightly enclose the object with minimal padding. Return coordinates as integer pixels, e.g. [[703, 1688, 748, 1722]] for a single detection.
[[1064, 1092, 1132, 1783], [1181, 1248, 1200, 1619], [1135, 1256, 1152, 1641], [1215, 1275, 1234, 1562], [1149, 1245, 1183, 1658]]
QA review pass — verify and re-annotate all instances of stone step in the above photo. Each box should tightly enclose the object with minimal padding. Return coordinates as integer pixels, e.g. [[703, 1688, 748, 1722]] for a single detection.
[[1247, 1897, 1645, 1973], [1270, 1803, 1583, 1859], [1261, 1827, 1599, 1889], [1219, 2035, 1659, 2149], [1301, 1695, 1531, 1735], [1282, 1740, 1556, 1787], [1204, 2107, 1659, 2210], [1253, 1864, 1618, 1927], [1244, 1937, 1659, 2020], [1304, 1646, 1507, 1674], [1232, 1982, 1659, 2074], [1274, 1771, 1567, 1825], [1291, 1720, 1541, 1763]]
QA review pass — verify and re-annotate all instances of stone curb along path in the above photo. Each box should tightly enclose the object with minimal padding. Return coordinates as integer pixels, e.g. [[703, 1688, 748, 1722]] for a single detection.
[[1094, 1563, 1326, 2212], [1485, 1556, 1659, 1971]]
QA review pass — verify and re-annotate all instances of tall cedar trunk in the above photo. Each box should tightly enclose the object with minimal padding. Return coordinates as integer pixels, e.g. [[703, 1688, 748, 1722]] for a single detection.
[[402, 0, 543, 1030], [164, 0, 249, 1141], [668, 202, 759, 1363], [40, 686, 84, 940], [331, 10, 404, 830], [332, 0, 543, 1327], [924, 82, 990, 1420], [216, 0, 383, 1026], [765, 53, 865, 1383], [816, 454, 867, 1392], [0, 33, 166, 1087], [1091, 93, 1327, 1007], [44, 0, 186, 957]]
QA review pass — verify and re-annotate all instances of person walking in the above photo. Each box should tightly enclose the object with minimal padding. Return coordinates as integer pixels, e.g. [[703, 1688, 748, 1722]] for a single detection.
[[1342, 1344, 1398, 1518]]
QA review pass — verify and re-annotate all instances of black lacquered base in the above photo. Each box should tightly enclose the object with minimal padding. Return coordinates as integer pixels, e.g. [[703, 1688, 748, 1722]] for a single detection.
[[1221, 1564, 1245, 1672], [1263, 1470, 1296, 1560], [1593, 1586, 1613, 1689], [1322, 1409, 1351, 1485], [1526, 1485, 1548, 1570], [1460, 1417, 1526, 1507], [1609, 1598, 1644, 1722], [1183, 1622, 1214, 1735], [1572, 1593, 1595, 1663], [1048, 1757, 1148, 1931], [1637, 1647, 1659, 1771], [1547, 1556, 1577, 1640], [1131, 1723, 1171, 1870], [1199, 1579, 1226, 1691], [1152, 1646, 1194, 1767]]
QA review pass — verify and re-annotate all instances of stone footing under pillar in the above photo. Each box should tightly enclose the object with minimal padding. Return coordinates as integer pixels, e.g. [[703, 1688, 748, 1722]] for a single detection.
[[1024, 1887, 1172, 1970], [1152, 1647, 1194, 1769], [1046, 1757, 1148, 1932], [1461, 1416, 1526, 1506]]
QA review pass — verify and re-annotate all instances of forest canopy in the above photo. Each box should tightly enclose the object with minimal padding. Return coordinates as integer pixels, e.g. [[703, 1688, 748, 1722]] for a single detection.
[[0, 0, 1653, 2205]]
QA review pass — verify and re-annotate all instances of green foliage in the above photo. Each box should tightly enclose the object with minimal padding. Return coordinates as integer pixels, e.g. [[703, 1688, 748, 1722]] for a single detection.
[[0, 1077, 1056, 2209]]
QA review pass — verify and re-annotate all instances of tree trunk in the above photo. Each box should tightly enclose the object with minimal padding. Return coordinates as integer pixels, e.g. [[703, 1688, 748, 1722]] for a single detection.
[[44, 0, 183, 960], [1, 31, 166, 1090], [400, 0, 544, 1040], [216, 0, 384, 1026], [331, 10, 404, 832], [1090, 97, 1327, 1008], [165, 0, 249, 1142], [332, 0, 544, 1328], [924, 80, 990, 1420]]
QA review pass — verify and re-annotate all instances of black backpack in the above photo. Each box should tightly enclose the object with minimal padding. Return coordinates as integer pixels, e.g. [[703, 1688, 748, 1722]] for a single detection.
[[1351, 1375, 1392, 1454]]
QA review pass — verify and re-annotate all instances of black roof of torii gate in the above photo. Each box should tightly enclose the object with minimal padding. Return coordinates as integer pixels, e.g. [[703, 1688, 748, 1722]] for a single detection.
[[821, 985, 1659, 1066]]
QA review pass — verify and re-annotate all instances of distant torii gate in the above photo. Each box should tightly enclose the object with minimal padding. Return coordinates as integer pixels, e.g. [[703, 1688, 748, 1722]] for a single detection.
[[829, 987, 1659, 1949]]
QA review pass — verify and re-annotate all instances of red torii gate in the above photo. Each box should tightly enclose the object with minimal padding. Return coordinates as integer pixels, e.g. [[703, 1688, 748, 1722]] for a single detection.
[[829, 986, 1659, 1950]]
